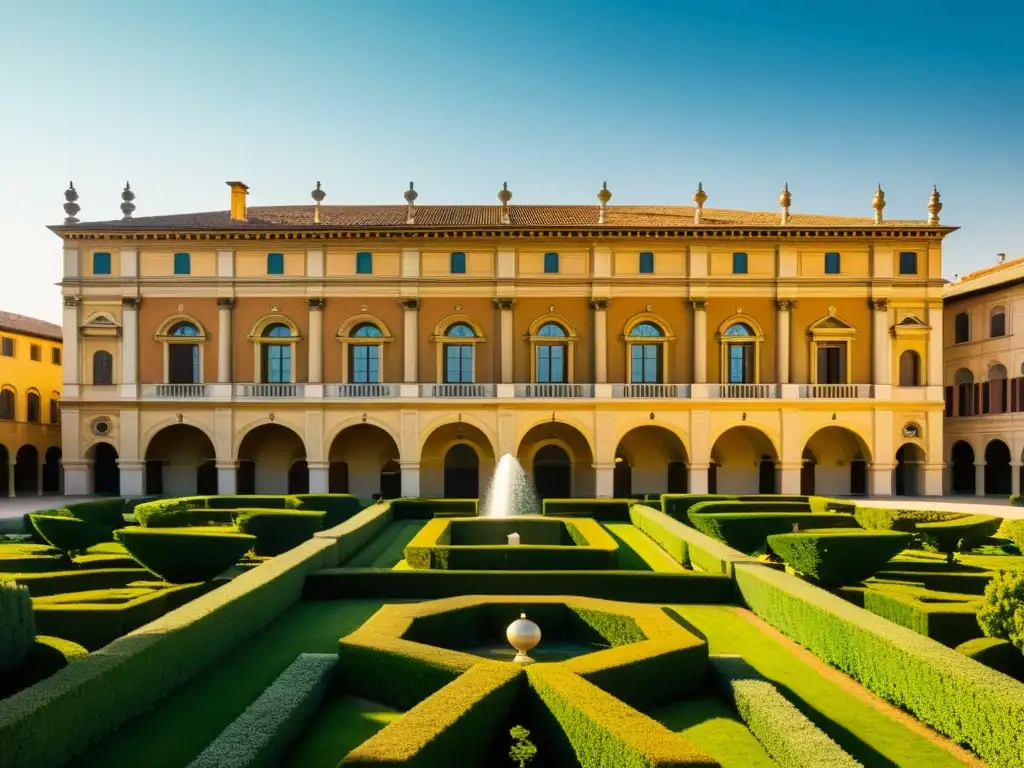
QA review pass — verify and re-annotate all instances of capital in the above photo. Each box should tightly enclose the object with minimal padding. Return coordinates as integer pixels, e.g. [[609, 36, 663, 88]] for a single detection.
[[306, 297, 325, 310], [493, 298, 516, 311], [217, 297, 235, 309], [870, 298, 890, 312], [121, 297, 141, 310], [589, 298, 610, 311], [690, 299, 708, 312], [399, 297, 420, 311], [776, 299, 795, 312], [62, 296, 81, 307]]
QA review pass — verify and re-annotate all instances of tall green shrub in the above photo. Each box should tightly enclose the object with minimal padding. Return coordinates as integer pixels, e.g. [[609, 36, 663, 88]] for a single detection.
[[117, 528, 256, 583], [29, 515, 112, 554], [978, 570, 1024, 652], [767, 530, 911, 587], [0, 581, 36, 676], [917, 515, 1002, 563], [235, 510, 325, 556]]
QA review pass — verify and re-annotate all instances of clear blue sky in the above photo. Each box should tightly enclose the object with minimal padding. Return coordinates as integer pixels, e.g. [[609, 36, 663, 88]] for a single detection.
[[1, 0, 1020, 323]]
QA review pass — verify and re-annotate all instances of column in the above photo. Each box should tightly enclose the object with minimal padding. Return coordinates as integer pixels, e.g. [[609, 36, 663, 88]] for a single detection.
[[591, 299, 609, 384], [594, 462, 615, 497], [307, 461, 329, 493], [400, 461, 421, 497], [691, 300, 707, 384], [401, 299, 419, 383], [307, 298, 324, 383], [868, 464, 893, 496], [496, 299, 515, 384], [117, 459, 145, 496], [216, 461, 237, 495], [975, 462, 986, 497], [922, 465, 943, 496], [687, 464, 709, 494], [217, 298, 233, 383], [61, 297, 80, 390], [779, 463, 801, 494], [6, 461, 13, 498], [776, 300, 792, 384], [120, 298, 139, 394], [63, 461, 90, 496], [37, 462, 44, 496], [927, 303, 943, 386], [1012, 462, 1021, 497], [871, 299, 891, 386]]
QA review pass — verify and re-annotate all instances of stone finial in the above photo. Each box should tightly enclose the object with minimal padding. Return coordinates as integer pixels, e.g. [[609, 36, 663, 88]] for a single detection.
[[779, 183, 791, 225], [597, 181, 611, 224], [928, 185, 942, 225], [872, 184, 886, 224], [405, 181, 418, 224], [311, 181, 325, 224], [498, 182, 512, 224], [63, 181, 80, 224], [120, 182, 136, 220], [692, 182, 707, 224]]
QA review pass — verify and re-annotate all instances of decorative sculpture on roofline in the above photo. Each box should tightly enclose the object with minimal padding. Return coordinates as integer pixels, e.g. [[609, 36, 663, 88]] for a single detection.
[[928, 186, 942, 225], [120, 182, 135, 220], [63, 182, 80, 225], [405, 181, 418, 225], [597, 181, 611, 224], [311, 181, 326, 224], [692, 182, 707, 224], [873, 184, 886, 224]]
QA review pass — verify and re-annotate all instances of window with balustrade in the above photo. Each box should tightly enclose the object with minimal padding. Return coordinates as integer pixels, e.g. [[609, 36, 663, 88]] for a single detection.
[[348, 323, 382, 383], [155, 316, 208, 385], [261, 325, 292, 383], [805, 311, 856, 385], [431, 315, 485, 384], [723, 324, 757, 383], [627, 321, 666, 384], [527, 316, 577, 384]]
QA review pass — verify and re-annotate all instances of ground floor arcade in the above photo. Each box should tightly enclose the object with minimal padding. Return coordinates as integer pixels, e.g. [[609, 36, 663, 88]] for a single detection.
[[58, 403, 943, 499], [0, 422, 62, 498], [945, 430, 1024, 498]]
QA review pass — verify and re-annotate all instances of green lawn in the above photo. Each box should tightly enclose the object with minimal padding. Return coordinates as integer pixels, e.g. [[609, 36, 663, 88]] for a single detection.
[[648, 695, 774, 767], [604, 523, 686, 572], [282, 695, 402, 768], [669, 605, 968, 768], [70, 599, 387, 768], [344, 520, 428, 569]]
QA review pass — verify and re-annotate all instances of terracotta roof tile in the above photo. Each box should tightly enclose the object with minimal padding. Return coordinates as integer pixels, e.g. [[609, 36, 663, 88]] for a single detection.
[[60, 204, 932, 231], [0, 311, 62, 342], [957, 255, 1024, 283]]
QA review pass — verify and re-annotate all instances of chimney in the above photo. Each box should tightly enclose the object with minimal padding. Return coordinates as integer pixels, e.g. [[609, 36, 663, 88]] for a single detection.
[[226, 181, 249, 222], [997, 252, 1006, 263]]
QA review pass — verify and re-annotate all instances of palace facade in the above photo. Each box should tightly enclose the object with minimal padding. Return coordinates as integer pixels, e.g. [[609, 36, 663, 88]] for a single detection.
[[53, 180, 951, 500], [944, 253, 1024, 496]]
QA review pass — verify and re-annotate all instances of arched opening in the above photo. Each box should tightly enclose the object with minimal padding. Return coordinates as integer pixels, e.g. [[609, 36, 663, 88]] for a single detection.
[[14, 445, 39, 495], [261, 324, 294, 384], [722, 322, 758, 384], [984, 440, 1012, 496], [517, 421, 595, 499], [950, 441, 976, 494], [288, 461, 309, 494], [0, 389, 13, 420], [0, 444, 9, 497], [894, 443, 925, 496], [442, 322, 478, 384], [533, 445, 572, 500], [420, 421, 495, 499], [43, 447, 61, 494], [898, 350, 921, 387], [88, 443, 120, 495], [627, 321, 666, 384], [327, 424, 400, 499], [990, 306, 1006, 338], [443, 444, 480, 498], [988, 365, 1008, 414], [348, 323, 384, 384], [535, 322, 568, 384], [710, 426, 778, 494], [93, 350, 114, 385], [954, 369, 975, 416], [613, 425, 689, 497], [168, 322, 201, 384], [236, 424, 306, 494], [802, 426, 871, 497], [26, 393, 40, 424], [144, 424, 217, 496]]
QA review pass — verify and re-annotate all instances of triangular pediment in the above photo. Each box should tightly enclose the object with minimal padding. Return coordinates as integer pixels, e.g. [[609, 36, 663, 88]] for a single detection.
[[83, 312, 119, 327], [897, 314, 927, 327], [808, 312, 856, 334]]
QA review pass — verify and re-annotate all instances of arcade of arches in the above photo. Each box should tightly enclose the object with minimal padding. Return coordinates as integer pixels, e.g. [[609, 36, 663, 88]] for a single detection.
[[0, 442, 62, 498], [948, 438, 1022, 497]]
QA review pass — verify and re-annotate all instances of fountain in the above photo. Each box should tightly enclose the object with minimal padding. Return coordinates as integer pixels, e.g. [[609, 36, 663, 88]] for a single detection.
[[482, 453, 540, 517]]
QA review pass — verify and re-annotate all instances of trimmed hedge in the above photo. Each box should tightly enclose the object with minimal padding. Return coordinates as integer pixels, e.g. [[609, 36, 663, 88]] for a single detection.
[[956, 637, 1024, 682], [541, 498, 634, 521], [341, 662, 522, 766], [315, 501, 394, 564], [852, 506, 966, 532], [305, 568, 735, 604], [689, 500, 812, 518], [526, 664, 716, 767], [0, 551, 67, 574], [235, 510, 326, 556], [187, 653, 337, 768], [10, 568, 148, 597], [709, 654, 860, 768], [870, 566, 994, 596], [388, 498, 477, 519], [133, 496, 303, 526], [766, 530, 911, 586], [29, 515, 113, 553], [690, 512, 859, 555], [139, 503, 236, 528], [206, 495, 301, 510], [860, 586, 983, 647], [0, 636, 89, 699], [628, 504, 759, 577], [0, 580, 35, 675], [917, 515, 1003, 562], [292, 494, 363, 527], [117, 527, 256, 583], [734, 562, 1024, 768], [662, 494, 817, 524], [1006, 519, 1024, 552]]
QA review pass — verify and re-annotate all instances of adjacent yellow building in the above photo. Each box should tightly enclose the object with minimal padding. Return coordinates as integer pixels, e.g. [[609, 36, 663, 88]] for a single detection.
[[53, 180, 951, 499], [0, 312, 63, 496]]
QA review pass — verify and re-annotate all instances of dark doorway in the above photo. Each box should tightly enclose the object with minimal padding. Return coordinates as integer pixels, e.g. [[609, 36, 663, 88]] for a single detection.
[[533, 444, 571, 499], [984, 440, 1012, 496], [444, 444, 479, 498], [288, 461, 310, 494], [43, 447, 61, 493], [613, 459, 631, 497], [198, 460, 218, 495], [667, 461, 687, 493], [380, 459, 401, 499], [237, 461, 256, 495], [0, 445, 9, 497], [894, 444, 923, 496], [708, 463, 718, 494], [92, 443, 120, 495], [168, 343, 199, 384], [800, 451, 816, 496], [758, 459, 776, 494], [329, 461, 349, 493], [850, 459, 867, 495], [145, 460, 164, 494], [14, 445, 38, 495], [950, 441, 975, 494]]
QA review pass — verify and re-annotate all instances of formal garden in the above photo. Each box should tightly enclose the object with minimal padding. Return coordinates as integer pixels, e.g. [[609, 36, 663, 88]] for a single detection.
[[0, 490, 1022, 767]]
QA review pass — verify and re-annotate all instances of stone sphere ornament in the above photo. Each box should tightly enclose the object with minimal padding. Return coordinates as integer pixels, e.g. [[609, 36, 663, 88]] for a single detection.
[[507, 612, 541, 665]]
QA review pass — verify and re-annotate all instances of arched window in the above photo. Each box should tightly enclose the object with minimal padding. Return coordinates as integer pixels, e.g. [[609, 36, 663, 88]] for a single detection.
[[954, 312, 970, 344], [93, 350, 113, 385], [444, 323, 476, 383], [450, 251, 466, 274], [990, 307, 1006, 338], [49, 398, 60, 425], [898, 350, 920, 386], [988, 364, 1008, 414], [26, 392, 40, 423], [0, 389, 13, 420], [261, 323, 293, 383], [168, 321, 201, 384], [349, 323, 382, 383], [535, 322, 567, 383], [723, 323, 756, 384], [954, 368, 975, 416], [628, 322, 665, 384]]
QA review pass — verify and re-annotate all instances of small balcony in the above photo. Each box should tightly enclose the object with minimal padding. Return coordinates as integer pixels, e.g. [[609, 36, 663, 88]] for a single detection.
[[707, 383, 779, 399], [799, 384, 873, 399], [514, 383, 596, 399], [234, 383, 306, 398], [141, 383, 210, 399], [419, 383, 497, 398], [325, 383, 401, 399], [612, 383, 690, 399]]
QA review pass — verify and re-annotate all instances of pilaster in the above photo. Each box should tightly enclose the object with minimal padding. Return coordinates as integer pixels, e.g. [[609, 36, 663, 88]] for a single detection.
[[776, 300, 793, 384], [868, 465, 893, 496], [216, 461, 238, 495], [120, 298, 140, 395], [594, 463, 615, 498], [308, 461, 329, 494], [495, 298, 515, 384], [691, 300, 708, 384], [117, 459, 145, 496], [217, 298, 234, 383], [591, 298, 609, 384], [307, 298, 324, 384], [400, 299, 419, 383], [871, 298, 891, 387], [779, 464, 802, 494], [61, 297, 80, 393], [400, 461, 421, 497]]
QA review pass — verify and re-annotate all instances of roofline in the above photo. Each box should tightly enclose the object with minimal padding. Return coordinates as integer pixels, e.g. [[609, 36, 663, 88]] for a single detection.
[[0, 324, 62, 343], [945, 273, 1024, 304]]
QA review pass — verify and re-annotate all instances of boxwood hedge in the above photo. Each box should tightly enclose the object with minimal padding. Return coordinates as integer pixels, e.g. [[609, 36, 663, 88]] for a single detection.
[[955, 637, 1024, 682], [861, 586, 984, 648], [234, 510, 326, 556], [917, 515, 1003, 562], [689, 511, 859, 555], [766, 529, 911, 586], [116, 527, 256, 583], [0, 580, 35, 675], [852, 506, 966, 532], [541, 498, 634, 521], [0, 635, 89, 699], [29, 515, 113, 554]]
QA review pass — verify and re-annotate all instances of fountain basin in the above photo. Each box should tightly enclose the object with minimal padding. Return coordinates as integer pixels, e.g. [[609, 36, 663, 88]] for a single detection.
[[403, 516, 619, 570]]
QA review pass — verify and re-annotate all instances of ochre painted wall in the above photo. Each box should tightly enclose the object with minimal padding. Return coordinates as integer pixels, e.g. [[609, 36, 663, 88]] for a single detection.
[[417, 298, 495, 383], [233, 297, 309, 383], [705, 298, 777, 383], [790, 299, 873, 384], [322, 298, 405, 384], [512, 298, 592, 383], [605, 298, 691, 384], [138, 297, 220, 383]]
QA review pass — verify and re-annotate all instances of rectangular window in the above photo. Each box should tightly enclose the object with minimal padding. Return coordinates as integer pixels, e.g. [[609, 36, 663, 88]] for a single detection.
[[544, 252, 559, 274], [30, 344, 41, 362], [954, 313, 970, 344], [824, 252, 841, 274], [444, 344, 473, 383], [727, 345, 755, 383], [262, 344, 291, 383], [52, 347, 61, 365], [0, 337, 12, 357], [267, 253, 284, 275], [732, 252, 748, 274], [92, 252, 112, 275], [817, 345, 845, 384], [899, 251, 918, 275], [536, 345, 566, 383], [639, 252, 654, 274], [173, 252, 191, 275], [349, 345, 380, 383], [450, 251, 466, 274], [630, 344, 661, 383], [356, 251, 373, 274]]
